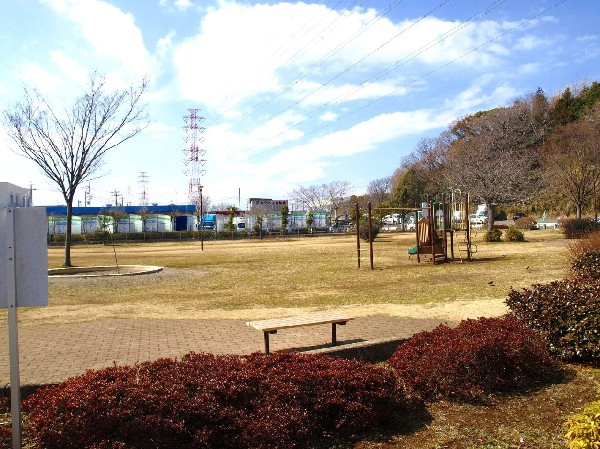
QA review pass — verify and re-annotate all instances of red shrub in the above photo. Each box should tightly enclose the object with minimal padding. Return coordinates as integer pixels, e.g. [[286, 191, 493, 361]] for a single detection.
[[388, 316, 560, 403], [24, 352, 405, 449], [0, 426, 11, 449], [506, 278, 600, 362]]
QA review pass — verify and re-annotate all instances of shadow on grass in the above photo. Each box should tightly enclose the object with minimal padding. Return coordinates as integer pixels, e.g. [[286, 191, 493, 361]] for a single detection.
[[357, 399, 433, 445], [489, 364, 578, 403]]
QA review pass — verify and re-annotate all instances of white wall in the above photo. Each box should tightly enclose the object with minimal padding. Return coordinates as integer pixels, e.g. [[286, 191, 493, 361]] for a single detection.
[[0, 182, 31, 207]]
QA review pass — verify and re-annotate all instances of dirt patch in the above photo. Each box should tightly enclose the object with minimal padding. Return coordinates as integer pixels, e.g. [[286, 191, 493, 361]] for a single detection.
[[48, 265, 162, 277]]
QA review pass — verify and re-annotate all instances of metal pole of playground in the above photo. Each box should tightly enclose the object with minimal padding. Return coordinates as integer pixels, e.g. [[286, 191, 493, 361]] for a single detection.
[[368, 202, 374, 270], [355, 203, 360, 268], [466, 192, 472, 261]]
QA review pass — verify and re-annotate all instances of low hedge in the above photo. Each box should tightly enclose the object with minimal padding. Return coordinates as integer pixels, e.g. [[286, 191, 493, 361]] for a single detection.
[[483, 229, 502, 242], [506, 278, 600, 362], [359, 223, 380, 242], [514, 216, 537, 230], [24, 352, 407, 449], [387, 316, 560, 403], [568, 230, 600, 279], [504, 226, 525, 242], [561, 218, 600, 239]]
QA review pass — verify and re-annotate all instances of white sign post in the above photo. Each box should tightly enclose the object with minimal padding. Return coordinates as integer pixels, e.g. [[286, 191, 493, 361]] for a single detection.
[[0, 207, 48, 449]]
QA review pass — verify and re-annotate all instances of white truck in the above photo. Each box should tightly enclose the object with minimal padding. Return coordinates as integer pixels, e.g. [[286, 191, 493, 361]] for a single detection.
[[469, 205, 488, 227]]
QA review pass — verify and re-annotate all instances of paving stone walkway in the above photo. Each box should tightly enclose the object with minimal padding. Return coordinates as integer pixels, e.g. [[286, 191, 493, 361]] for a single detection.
[[0, 315, 448, 387]]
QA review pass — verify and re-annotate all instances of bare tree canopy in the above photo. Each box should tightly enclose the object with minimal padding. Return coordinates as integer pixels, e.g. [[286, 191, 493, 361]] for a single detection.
[[542, 121, 600, 218], [3, 73, 149, 266], [366, 176, 391, 205], [444, 98, 548, 229], [289, 180, 352, 218]]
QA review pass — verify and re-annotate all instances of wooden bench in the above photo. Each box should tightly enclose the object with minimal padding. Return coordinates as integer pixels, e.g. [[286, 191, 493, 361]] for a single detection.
[[246, 312, 354, 354]]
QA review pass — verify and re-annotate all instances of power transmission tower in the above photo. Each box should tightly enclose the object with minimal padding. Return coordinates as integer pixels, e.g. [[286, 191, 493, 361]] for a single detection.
[[183, 109, 207, 203], [84, 181, 92, 206], [138, 172, 150, 206]]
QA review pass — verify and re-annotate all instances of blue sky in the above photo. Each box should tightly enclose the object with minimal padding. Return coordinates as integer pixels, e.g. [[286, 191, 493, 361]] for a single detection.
[[1, 0, 598, 208]]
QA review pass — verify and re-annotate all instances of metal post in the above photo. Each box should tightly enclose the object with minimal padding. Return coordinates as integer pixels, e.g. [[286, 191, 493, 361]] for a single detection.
[[368, 202, 374, 270], [466, 193, 472, 261], [331, 323, 337, 345], [355, 203, 360, 268], [6, 208, 22, 449], [199, 185, 204, 251]]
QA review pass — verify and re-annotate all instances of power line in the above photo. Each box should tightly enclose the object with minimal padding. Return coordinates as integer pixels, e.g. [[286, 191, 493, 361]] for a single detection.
[[235, 0, 454, 137], [208, 0, 421, 134], [246, 0, 568, 158], [203, 0, 361, 127]]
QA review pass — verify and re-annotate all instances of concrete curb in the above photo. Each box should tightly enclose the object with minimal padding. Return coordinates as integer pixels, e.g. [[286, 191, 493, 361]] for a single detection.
[[306, 336, 406, 363]]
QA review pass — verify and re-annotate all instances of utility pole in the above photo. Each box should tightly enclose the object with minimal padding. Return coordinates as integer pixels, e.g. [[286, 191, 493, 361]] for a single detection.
[[112, 190, 120, 207], [28, 182, 36, 207], [199, 185, 204, 251]]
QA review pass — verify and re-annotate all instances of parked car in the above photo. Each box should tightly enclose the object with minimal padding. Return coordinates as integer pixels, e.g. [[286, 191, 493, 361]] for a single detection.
[[513, 212, 526, 221]]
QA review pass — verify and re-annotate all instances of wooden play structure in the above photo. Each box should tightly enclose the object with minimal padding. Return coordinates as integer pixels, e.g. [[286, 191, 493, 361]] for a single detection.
[[355, 191, 476, 269]]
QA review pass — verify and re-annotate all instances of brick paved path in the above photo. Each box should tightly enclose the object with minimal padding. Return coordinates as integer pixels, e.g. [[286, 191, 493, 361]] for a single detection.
[[0, 315, 448, 387]]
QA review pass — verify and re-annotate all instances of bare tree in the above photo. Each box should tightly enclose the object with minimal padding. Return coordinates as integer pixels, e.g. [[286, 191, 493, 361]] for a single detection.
[[366, 176, 391, 206], [289, 180, 352, 220], [247, 204, 269, 237], [392, 133, 452, 206], [444, 100, 547, 230], [3, 73, 149, 266], [542, 121, 600, 218], [190, 192, 211, 225]]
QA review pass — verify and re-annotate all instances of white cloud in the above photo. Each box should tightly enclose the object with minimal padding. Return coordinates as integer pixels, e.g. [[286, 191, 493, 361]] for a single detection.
[[172, 2, 532, 120], [15, 62, 62, 93], [519, 62, 543, 74], [320, 112, 338, 122], [576, 35, 598, 43], [42, 0, 151, 77], [50, 51, 89, 86], [159, 0, 195, 12], [516, 35, 551, 51], [174, 0, 194, 10], [156, 31, 176, 58]]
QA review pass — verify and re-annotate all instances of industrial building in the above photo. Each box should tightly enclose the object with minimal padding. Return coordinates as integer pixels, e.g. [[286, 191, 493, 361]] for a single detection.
[[0, 187, 332, 235], [0, 182, 33, 208]]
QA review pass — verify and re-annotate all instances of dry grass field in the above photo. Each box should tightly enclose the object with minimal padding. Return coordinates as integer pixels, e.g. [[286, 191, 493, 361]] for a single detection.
[[4, 229, 599, 449], [14, 229, 567, 327]]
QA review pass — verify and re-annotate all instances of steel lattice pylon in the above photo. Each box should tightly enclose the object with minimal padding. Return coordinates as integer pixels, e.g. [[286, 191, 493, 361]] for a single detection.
[[183, 108, 206, 202]]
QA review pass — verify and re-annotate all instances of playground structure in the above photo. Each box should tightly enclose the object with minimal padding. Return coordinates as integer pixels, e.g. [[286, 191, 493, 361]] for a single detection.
[[355, 191, 476, 269]]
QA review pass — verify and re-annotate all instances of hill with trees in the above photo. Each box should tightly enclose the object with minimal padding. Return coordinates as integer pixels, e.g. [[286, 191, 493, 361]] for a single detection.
[[374, 81, 600, 227]]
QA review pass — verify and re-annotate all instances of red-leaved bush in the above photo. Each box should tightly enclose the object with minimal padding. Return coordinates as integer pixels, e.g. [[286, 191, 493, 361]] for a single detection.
[[506, 278, 600, 362], [24, 352, 406, 449], [388, 316, 560, 403], [0, 426, 11, 449], [567, 230, 600, 279]]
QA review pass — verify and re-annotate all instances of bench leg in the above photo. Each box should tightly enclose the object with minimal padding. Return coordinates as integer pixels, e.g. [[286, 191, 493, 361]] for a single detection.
[[263, 330, 277, 355], [264, 332, 269, 354], [332, 321, 347, 346]]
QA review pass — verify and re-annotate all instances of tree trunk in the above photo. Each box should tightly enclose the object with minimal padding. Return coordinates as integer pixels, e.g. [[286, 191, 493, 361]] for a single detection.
[[64, 199, 73, 267], [486, 203, 496, 232]]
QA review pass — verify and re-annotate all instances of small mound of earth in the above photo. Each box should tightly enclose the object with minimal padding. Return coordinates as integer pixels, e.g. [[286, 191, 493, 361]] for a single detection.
[[48, 265, 162, 277]]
